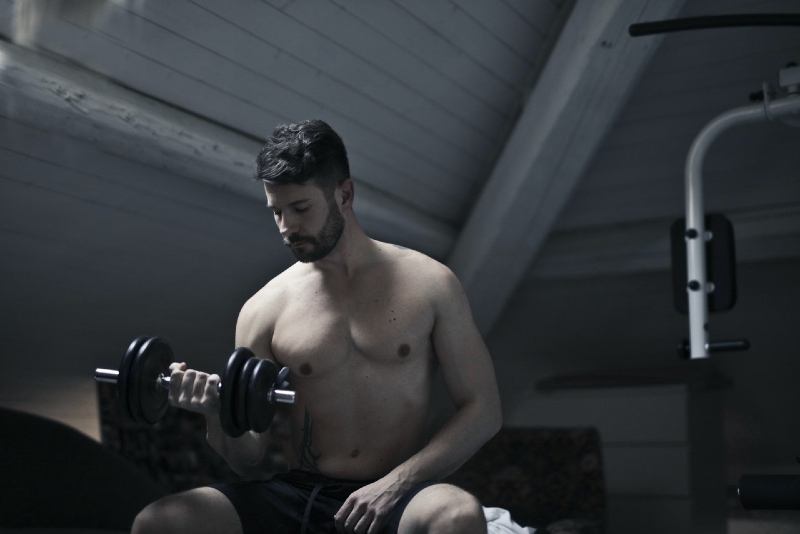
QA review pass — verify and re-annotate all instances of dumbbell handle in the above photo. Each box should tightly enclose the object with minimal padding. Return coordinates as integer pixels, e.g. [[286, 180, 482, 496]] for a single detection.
[[94, 368, 296, 405]]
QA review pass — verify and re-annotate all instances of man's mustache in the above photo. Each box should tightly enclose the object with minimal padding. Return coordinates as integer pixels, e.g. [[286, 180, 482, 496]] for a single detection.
[[283, 235, 316, 246]]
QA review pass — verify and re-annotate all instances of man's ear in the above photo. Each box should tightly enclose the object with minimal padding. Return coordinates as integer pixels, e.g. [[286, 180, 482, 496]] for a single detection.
[[339, 179, 354, 209]]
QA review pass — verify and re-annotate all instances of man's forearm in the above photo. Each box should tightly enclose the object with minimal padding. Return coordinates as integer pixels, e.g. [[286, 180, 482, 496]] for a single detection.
[[387, 398, 502, 489], [206, 414, 268, 476]]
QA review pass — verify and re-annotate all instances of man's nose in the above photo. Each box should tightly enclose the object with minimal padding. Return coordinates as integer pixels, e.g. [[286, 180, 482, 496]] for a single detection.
[[278, 213, 299, 237]]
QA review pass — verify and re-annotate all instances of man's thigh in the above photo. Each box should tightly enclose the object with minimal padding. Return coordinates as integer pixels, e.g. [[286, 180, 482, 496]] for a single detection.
[[396, 483, 486, 534], [133, 486, 242, 534]]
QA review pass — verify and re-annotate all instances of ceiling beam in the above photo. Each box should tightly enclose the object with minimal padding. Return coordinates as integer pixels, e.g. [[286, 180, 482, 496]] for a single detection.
[[0, 41, 456, 259], [447, 0, 686, 335]]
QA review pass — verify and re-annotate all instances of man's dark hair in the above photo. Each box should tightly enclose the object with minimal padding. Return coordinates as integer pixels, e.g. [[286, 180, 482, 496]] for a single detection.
[[255, 120, 350, 196]]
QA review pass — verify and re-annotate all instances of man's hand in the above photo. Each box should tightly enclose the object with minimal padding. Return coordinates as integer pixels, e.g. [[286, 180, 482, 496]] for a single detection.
[[334, 474, 408, 534], [168, 362, 221, 416]]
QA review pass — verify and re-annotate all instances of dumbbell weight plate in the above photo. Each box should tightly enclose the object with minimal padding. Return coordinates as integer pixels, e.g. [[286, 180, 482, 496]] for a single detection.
[[236, 357, 259, 434], [129, 337, 172, 425], [248, 359, 279, 433], [220, 348, 252, 437], [117, 336, 152, 423]]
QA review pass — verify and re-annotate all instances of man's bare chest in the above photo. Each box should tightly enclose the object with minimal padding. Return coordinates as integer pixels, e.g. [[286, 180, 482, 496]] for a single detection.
[[270, 285, 434, 378]]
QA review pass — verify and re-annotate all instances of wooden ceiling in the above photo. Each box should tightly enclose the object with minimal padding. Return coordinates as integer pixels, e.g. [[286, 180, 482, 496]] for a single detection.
[[1, 0, 799, 375]]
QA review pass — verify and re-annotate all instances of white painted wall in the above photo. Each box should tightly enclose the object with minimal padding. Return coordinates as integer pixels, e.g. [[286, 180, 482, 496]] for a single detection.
[[487, 258, 800, 482]]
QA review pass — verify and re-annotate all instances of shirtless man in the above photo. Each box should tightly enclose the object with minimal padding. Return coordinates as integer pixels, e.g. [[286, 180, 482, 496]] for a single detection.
[[131, 120, 502, 534]]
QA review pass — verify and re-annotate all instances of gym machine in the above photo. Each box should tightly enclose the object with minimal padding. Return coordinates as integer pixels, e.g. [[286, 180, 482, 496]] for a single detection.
[[631, 14, 800, 511]]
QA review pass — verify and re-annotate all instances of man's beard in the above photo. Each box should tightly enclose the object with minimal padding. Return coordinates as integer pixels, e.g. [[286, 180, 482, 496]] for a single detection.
[[283, 201, 345, 263]]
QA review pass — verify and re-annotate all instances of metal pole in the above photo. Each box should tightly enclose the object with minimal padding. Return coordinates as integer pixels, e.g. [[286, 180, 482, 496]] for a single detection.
[[684, 95, 800, 358]]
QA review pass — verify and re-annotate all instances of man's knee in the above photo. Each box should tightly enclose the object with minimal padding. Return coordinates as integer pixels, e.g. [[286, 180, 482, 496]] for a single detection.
[[132, 495, 197, 534], [438, 489, 485, 533], [400, 484, 486, 534], [131, 500, 164, 534], [131, 487, 241, 534]]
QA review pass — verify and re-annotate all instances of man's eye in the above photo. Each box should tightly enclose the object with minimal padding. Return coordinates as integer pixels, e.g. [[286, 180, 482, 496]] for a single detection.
[[295, 206, 309, 213]]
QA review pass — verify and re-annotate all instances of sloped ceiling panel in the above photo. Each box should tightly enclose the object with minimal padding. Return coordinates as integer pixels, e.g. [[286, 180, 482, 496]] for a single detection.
[[534, 0, 800, 279], [0, 0, 571, 231]]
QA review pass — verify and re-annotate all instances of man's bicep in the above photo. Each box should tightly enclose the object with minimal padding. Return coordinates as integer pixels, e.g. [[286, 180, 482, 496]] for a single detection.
[[235, 298, 276, 362], [431, 269, 500, 408]]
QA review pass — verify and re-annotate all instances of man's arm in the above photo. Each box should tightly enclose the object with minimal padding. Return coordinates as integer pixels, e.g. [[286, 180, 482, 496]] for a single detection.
[[170, 295, 276, 477], [169, 365, 270, 477], [389, 264, 502, 481], [335, 263, 502, 533]]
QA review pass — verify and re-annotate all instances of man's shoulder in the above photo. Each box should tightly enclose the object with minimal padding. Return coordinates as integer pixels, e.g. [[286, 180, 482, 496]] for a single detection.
[[239, 267, 297, 318], [377, 241, 460, 291], [379, 241, 439, 267]]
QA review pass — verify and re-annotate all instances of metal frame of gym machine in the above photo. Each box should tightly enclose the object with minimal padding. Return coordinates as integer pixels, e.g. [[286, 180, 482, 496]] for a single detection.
[[630, 13, 800, 511], [683, 70, 799, 359], [630, 14, 800, 359]]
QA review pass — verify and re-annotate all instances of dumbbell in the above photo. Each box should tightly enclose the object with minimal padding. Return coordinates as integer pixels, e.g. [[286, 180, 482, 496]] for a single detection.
[[94, 336, 295, 437]]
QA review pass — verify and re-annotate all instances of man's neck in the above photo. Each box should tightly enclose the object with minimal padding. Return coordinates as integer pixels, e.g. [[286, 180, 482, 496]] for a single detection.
[[308, 216, 374, 278]]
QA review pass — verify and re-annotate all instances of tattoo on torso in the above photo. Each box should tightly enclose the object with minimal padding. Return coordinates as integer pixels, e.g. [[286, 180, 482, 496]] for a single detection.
[[299, 408, 321, 473]]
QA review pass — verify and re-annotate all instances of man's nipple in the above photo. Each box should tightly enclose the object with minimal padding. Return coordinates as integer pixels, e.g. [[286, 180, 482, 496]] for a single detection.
[[398, 344, 411, 358], [299, 363, 312, 376]]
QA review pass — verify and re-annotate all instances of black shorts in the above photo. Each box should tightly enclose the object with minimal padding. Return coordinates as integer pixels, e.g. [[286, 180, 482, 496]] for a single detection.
[[212, 470, 436, 534]]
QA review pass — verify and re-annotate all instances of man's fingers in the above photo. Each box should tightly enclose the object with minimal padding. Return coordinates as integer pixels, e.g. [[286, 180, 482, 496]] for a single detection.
[[168, 367, 185, 404], [179, 369, 197, 405], [206, 374, 220, 399], [191, 371, 206, 410], [203, 374, 221, 412], [165, 365, 219, 414], [366, 512, 386, 534], [335, 498, 362, 533], [335, 485, 394, 534], [346, 502, 378, 534], [334, 499, 351, 532], [354, 510, 375, 534], [345, 508, 364, 534]]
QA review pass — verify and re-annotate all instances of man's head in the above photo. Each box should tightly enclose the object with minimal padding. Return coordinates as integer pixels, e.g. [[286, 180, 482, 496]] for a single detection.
[[264, 181, 346, 263], [257, 120, 351, 262], [255, 119, 350, 198]]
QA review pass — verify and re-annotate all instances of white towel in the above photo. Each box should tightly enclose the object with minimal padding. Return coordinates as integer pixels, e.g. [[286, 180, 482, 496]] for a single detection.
[[484, 506, 536, 534]]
